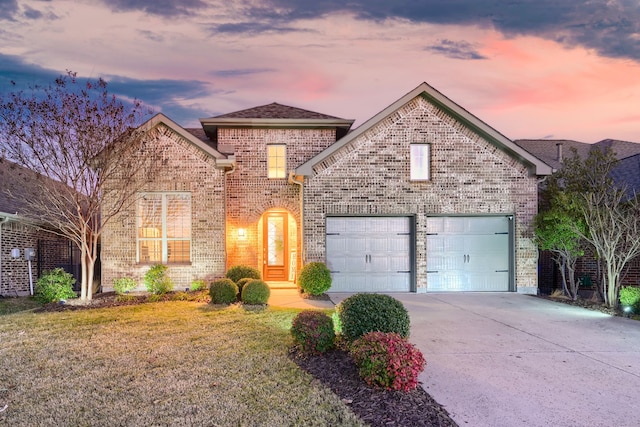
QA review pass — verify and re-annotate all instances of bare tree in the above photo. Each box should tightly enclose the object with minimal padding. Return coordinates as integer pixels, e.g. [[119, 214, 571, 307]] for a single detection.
[[0, 72, 156, 300]]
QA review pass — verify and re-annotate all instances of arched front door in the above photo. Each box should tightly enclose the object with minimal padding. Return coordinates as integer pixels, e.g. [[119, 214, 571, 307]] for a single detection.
[[263, 210, 288, 281]]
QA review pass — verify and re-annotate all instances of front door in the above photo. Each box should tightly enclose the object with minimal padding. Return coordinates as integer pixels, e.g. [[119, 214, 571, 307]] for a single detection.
[[263, 211, 288, 281]]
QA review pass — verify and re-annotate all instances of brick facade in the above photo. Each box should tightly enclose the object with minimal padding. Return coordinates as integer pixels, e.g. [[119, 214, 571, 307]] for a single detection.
[[303, 96, 540, 293], [100, 124, 227, 291], [222, 128, 337, 278], [0, 221, 68, 296]]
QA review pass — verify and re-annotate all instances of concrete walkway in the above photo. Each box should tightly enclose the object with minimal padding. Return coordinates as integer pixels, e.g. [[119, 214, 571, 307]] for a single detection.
[[329, 292, 640, 427], [267, 288, 334, 309]]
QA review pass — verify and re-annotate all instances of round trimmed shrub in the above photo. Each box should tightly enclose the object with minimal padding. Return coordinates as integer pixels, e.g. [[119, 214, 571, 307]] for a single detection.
[[298, 262, 332, 296], [209, 278, 239, 304], [350, 331, 426, 391], [241, 279, 270, 305], [226, 265, 261, 283], [291, 310, 335, 354], [144, 264, 173, 295], [113, 277, 137, 295], [337, 293, 410, 341], [35, 268, 77, 303], [236, 277, 253, 295]]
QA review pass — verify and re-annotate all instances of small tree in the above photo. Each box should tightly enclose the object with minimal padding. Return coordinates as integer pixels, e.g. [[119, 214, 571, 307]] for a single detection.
[[0, 72, 156, 300], [558, 148, 640, 308], [534, 190, 585, 300]]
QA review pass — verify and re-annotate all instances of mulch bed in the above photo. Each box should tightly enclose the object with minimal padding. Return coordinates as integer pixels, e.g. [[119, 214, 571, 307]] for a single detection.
[[289, 348, 457, 427]]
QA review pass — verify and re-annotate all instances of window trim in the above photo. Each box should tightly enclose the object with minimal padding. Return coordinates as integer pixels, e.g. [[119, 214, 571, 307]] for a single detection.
[[267, 144, 287, 179], [137, 192, 192, 264], [410, 143, 431, 181]]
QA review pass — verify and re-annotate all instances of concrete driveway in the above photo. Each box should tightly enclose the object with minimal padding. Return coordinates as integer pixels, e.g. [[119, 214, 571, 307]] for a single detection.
[[329, 292, 640, 427]]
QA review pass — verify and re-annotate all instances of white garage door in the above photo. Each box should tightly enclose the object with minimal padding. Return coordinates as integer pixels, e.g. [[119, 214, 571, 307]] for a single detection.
[[326, 217, 411, 292], [426, 216, 511, 292]]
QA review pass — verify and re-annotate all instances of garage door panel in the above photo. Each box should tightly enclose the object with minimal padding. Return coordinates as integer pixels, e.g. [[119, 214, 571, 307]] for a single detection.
[[326, 217, 411, 292], [427, 216, 511, 292]]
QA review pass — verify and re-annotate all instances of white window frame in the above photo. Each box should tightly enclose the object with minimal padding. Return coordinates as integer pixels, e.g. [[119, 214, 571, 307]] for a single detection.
[[410, 143, 431, 181], [267, 144, 287, 179], [137, 192, 192, 264]]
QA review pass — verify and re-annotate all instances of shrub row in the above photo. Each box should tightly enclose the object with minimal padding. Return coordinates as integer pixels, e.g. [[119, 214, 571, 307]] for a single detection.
[[209, 265, 270, 305], [291, 293, 425, 392]]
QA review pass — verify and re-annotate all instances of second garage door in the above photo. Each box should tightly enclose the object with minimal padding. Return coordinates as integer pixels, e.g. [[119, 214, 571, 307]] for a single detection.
[[426, 216, 512, 292], [326, 217, 412, 292]]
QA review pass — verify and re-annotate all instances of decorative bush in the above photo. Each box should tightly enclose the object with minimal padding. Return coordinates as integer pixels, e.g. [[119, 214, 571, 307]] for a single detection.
[[236, 277, 254, 295], [620, 286, 640, 312], [241, 279, 270, 305], [298, 262, 332, 295], [337, 293, 410, 341], [190, 279, 206, 292], [35, 268, 77, 303], [291, 310, 335, 354], [350, 331, 426, 392], [209, 278, 239, 305], [113, 277, 137, 295], [144, 264, 173, 295], [226, 265, 261, 284]]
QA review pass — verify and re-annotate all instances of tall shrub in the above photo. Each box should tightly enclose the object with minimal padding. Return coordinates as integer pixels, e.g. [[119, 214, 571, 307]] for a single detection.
[[144, 264, 173, 295], [298, 262, 332, 295]]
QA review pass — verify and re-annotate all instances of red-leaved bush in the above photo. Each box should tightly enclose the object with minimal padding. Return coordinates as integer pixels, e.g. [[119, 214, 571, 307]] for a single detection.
[[291, 310, 335, 354], [350, 331, 426, 392]]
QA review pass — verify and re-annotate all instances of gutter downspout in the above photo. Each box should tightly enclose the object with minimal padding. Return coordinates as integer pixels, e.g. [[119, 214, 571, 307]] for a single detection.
[[220, 156, 236, 271], [288, 171, 305, 272], [0, 217, 10, 296]]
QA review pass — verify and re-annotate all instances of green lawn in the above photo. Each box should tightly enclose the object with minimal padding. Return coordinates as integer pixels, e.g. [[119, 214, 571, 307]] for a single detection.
[[0, 301, 364, 426]]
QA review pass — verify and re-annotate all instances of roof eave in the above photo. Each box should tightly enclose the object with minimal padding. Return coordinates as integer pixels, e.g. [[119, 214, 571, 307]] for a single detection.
[[200, 117, 354, 130]]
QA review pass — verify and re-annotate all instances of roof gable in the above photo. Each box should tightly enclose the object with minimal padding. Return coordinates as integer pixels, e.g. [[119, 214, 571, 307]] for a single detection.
[[296, 82, 552, 176], [139, 113, 228, 162]]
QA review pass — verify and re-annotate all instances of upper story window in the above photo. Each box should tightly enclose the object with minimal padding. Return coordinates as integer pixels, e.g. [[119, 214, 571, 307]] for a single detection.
[[137, 193, 191, 264], [268, 144, 286, 179], [410, 143, 431, 181]]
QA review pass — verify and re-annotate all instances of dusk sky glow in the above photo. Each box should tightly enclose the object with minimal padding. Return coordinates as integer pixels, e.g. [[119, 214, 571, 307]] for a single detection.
[[1, 0, 639, 142]]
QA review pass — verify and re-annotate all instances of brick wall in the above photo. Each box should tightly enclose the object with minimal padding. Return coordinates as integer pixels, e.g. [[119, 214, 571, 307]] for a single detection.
[[101, 124, 227, 291], [0, 221, 66, 296], [303, 96, 539, 293], [222, 127, 337, 277]]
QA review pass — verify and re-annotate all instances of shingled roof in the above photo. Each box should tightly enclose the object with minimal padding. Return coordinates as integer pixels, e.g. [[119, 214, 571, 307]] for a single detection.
[[199, 102, 354, 142], [514, 138, 640, 171], [210, 102, 346, 120], [0, 158, 52, 218]]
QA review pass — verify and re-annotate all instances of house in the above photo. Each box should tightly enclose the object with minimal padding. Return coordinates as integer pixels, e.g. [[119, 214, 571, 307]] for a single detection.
[[0, 159, 77, 296], [101, 82, 552, 294], [515, 138, 640, 292]]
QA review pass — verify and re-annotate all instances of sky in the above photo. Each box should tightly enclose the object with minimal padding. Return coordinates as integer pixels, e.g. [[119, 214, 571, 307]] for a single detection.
[[1, 0, 639, 143]]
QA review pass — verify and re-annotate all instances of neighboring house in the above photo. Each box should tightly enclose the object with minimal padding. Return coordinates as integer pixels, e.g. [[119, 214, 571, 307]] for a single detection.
[[101, 82, 552, 294], [0, 159, 76, 296], [515, 138, 640, 292]]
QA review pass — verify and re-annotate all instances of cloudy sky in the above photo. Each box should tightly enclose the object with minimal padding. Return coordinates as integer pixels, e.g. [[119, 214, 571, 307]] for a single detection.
[[1, 0, 639, 142]]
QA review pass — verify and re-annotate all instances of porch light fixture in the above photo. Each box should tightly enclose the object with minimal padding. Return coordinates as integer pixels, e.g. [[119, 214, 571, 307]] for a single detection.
[[238, 228, 246, 239]]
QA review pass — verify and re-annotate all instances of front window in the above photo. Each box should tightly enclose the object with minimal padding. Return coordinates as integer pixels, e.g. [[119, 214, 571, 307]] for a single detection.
[[410, 143, 431, 181], [268, 144, 286, 178], [137, 193, 191, 263]]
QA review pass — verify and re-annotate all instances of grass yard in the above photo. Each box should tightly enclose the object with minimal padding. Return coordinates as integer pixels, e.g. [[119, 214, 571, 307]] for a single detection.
[[0, 300, 364, 426]]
